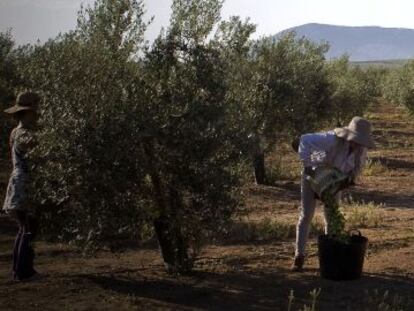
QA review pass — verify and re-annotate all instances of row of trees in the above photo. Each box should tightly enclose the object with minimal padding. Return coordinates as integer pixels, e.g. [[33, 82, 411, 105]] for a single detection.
[[0, 0, 378, 273], [382, 61, 414, 113]]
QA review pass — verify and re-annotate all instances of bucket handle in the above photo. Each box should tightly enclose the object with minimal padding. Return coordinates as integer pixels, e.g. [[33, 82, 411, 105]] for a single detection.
[[347, 229, 362, 237]]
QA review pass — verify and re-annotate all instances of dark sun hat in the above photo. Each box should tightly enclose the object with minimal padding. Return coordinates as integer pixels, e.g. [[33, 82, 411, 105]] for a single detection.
[[334, 116, 375, 149], [4, 91, 40, 114]]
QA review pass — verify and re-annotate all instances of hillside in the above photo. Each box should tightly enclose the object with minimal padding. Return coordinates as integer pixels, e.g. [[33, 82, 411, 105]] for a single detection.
[[278, 23, 414, 61]]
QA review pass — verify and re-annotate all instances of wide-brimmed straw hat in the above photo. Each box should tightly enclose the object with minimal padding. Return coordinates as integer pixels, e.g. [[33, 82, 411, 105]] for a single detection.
[[4, 91, 40, 114], [334, 116, 375, 149]]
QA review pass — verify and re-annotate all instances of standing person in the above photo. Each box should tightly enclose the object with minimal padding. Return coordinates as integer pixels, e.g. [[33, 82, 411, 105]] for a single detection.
[[2, 91, 40, 281], [292, 117, 375, 272]]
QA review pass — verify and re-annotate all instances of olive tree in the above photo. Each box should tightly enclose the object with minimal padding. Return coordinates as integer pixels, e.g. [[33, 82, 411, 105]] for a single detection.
[[139, 0, 252, 272], [326, 56, 374, 126], [18, 0, 153, 249], [19, 0, 252, 273], [382, 61, 414, 113], [0, 31, 20, 158], [232, 33, 331, 184], [382, 67, 404, 105]]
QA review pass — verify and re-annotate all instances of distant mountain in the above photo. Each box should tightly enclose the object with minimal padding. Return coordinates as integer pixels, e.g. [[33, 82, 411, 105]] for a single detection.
[[277, 23, 414, 61]]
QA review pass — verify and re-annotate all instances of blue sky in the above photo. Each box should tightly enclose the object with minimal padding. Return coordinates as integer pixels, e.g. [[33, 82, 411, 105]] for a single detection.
[[1, 0, 414, 45]]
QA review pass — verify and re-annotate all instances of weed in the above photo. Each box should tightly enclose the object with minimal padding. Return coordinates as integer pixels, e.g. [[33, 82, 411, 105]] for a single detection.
[[363, 289, 414, 310], [222, 217, 324, 243], [364, 158, 389, 176], [343, 201, 385, 228], [287, 288, 321, 311], [287, 289, 414, 311], [310, 214, 325, 236]]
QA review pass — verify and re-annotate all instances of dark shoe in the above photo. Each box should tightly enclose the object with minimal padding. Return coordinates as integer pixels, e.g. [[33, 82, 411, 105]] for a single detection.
[[13, 269, 36, 281], [20, 272, 46, 282], [291, 255, 305, 272]]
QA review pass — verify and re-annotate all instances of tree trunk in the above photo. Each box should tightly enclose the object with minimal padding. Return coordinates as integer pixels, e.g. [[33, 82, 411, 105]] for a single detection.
[[253, 151, 266, 184], [142, 139, 191, 273], [153, 216, 191, 274], [251, 133, 267, 185], [153, 188, 191, 274]]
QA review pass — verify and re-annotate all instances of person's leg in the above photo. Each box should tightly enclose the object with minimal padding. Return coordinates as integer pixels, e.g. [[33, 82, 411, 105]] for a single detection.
[[293, 173, 317, 270], [11, 211, 24, 280], [26, 214, 39, 239], [12, 210, 37, 280], [25, 214, 38, 277]]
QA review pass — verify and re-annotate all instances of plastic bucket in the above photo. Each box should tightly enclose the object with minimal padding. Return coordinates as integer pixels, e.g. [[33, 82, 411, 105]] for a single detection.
[[318, 232, 368, 280]]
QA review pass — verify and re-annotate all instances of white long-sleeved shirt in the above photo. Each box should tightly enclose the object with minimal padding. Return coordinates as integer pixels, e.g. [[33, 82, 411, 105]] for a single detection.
[[298, 130, 367, 176]]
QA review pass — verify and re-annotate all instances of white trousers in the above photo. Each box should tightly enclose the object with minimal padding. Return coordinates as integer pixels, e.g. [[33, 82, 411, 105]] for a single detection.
[[295, 173, 340, 257]]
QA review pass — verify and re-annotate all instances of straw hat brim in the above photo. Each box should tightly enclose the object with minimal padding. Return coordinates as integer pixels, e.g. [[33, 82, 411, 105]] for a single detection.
[[4, 105, 35, 114], [334, 127, 375, 149]]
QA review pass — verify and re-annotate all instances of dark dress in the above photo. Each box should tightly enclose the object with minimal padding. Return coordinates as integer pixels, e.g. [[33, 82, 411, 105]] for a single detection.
[[2, 123, 38, 280]]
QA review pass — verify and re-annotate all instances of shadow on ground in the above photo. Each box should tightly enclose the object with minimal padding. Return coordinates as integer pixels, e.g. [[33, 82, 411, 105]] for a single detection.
[[81, 269, 414, 311], [371, 156, 414, 170], [351, 188, 414, 209]]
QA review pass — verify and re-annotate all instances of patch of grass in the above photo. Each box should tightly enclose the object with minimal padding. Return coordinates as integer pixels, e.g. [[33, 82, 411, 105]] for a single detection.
[[287, 289, 414, 311], [288, 288, 321, 311], [266, 160, 301, 184], [221, 217, 324, 244], [363, 289, 414, 310], [311, 214, 325, 236], [363, 158, 389, 176], [382, 141, 414, 150], [225, 218, 295, 242], [343, 201, 385, 228]]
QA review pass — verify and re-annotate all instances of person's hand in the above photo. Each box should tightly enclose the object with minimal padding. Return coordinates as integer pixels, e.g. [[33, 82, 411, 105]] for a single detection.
[[304, 166, 314, 177], [331, 173, 354, 193], [347, 177, 356, 187], [291, 137, 300, 153], [340, 175, 355, 190]]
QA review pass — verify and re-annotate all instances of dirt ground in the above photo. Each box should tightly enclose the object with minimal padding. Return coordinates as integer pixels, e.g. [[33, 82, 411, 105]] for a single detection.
[[1, 102, 414, 310]]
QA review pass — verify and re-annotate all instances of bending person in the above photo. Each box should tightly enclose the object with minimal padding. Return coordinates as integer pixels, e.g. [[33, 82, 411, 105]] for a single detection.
[[292, 117, 375, 272]]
